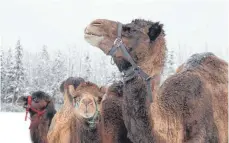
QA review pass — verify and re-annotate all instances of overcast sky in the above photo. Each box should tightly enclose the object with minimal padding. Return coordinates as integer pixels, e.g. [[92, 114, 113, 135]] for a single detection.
[[0, 0, 228, 62]]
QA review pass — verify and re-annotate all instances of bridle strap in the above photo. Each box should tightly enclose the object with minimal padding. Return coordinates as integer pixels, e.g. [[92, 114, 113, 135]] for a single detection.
[[87, 98, 100, 129], [25, 96, 32, 121], [24, 96, 48, 129], [107, 22, 154, 102], [107, 22, 123, 56]]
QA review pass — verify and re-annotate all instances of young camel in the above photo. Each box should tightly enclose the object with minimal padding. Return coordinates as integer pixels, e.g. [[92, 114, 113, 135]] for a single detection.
[[47, 77, 105, 143], [61, 79, 131, 143], [47, 77, 85, 143], [84, 19, 228, 143], [18, 91, 56, 143]]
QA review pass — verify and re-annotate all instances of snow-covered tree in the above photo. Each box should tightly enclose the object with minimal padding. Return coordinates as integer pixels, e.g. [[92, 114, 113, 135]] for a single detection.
[[32, 45, 52, 93], [162, 50, 176, 82], [82, 53, 92, 81], [50, 51, 67, 103], [0, 48, 6, 104], [12, 40, 26, 104], [2, 48, 15, 103]]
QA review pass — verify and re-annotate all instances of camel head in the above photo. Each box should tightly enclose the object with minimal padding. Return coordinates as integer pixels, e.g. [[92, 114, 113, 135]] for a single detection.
[[64, 78, 105, 119], [84, 19, 167, 76], [18, 91, 53, 116], [74, 81, 105, 119]]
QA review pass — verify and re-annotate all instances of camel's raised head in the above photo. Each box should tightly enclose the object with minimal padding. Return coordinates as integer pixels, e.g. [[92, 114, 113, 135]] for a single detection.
[[72, 81, 105, 119], [84, 19, 166, 74]]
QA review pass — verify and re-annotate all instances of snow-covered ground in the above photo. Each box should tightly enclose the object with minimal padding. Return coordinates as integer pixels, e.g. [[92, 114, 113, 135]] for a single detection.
[[0, 112, 31, 143]]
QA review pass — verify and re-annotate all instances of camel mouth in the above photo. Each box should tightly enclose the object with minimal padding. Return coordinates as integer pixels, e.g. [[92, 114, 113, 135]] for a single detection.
[[84, 31, 102, 37], [79, 112, 95, 119], [84, 26, 103, 38], [84, 34, 104, 47], [84, 25, 105, 47]]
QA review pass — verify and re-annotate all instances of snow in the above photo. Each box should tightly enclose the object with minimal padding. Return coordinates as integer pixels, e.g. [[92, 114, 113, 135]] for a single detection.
[[0, 112, 31, 143]]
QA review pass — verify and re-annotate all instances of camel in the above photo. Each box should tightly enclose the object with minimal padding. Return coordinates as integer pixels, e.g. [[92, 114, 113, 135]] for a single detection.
[[72, 81, 132, 143], [47, 77, 85, 143], [84, 19, 228, 143], [47, 77, 105, 143], [18, 91, 56, 143]]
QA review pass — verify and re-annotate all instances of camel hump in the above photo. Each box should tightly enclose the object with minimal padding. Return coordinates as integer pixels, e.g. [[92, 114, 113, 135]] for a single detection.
[[184, 52, 215, 70]]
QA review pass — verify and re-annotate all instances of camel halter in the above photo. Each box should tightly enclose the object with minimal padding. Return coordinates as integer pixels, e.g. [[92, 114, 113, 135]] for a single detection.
[[107, 22, 154, 102], [24, 96, 48, 129], [74, 97, 100, 129], [87, 97, 99, 129]]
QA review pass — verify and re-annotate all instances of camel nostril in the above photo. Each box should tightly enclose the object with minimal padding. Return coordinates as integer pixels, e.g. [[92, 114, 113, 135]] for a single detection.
[[91, 21, 102, 26]]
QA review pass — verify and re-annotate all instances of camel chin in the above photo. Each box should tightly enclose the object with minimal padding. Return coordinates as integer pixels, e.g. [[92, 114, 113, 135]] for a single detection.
[[84, 34, 104, 47]]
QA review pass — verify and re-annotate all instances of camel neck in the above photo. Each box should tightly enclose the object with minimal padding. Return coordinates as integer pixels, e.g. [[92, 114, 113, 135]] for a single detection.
[[123, 77, 155, 143]]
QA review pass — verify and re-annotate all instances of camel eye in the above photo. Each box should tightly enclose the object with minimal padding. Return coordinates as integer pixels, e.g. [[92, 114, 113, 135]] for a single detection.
[[32, 97, 39, 103], [123, 27, 131, 32], [74, 97, 81, 104]]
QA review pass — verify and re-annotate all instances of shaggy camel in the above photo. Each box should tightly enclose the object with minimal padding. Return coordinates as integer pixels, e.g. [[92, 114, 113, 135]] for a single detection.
[[100, 81, 132, 143], [47, 77, 85, 143], [47, 77, 105, 143], [18, 91, 56, 143], [84, 19, 228, 143]]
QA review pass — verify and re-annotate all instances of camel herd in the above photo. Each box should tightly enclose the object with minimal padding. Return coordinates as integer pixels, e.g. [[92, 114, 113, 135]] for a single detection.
[[18, 18, 228, 143]]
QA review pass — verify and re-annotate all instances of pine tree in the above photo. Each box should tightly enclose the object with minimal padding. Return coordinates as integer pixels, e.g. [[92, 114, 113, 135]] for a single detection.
[[12, 40, 26, 104], [2, 48, 15, 103], [82, 53, 92, 81], [33, 45, 52, 93], [97, 55, 108, 85], [0, 48, 6, 104], [51, 51, 67, 103], [162, 50, 175, 82]]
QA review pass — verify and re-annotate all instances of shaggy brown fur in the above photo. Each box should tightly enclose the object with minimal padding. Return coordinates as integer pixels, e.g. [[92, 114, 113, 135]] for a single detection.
[[153, 53, 228, 143], [48, 77, 105, 143], [74, 80, 132, 143], [84, 19, 228, 143], [47, 77, 85, 143], [72, 81, 105, 143], [18, 91, 56, 143], [100, 82, 132, 143]]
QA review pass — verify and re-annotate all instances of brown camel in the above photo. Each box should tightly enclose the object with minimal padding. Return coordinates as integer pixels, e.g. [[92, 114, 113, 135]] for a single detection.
[[47, 77, 105, 143], [100, 81, 132, 143], [72, 80, 104, 143], [18, 91, 56, 143], [73, 81, 132, 143], [47, 77, 85, 143], [84, 19, 228, 143]]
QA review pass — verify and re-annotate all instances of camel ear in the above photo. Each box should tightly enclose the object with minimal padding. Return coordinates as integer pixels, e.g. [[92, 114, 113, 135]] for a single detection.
[[59, 80, 65, 93], [98, 86, 108, 103], [176, 64, 184, 73], [147, 22, 163, 41], [68, 85, 77, 97]]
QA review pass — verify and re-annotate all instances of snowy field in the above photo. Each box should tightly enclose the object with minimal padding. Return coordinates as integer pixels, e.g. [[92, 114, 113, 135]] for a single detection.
[[0, 112, 31, 143]]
